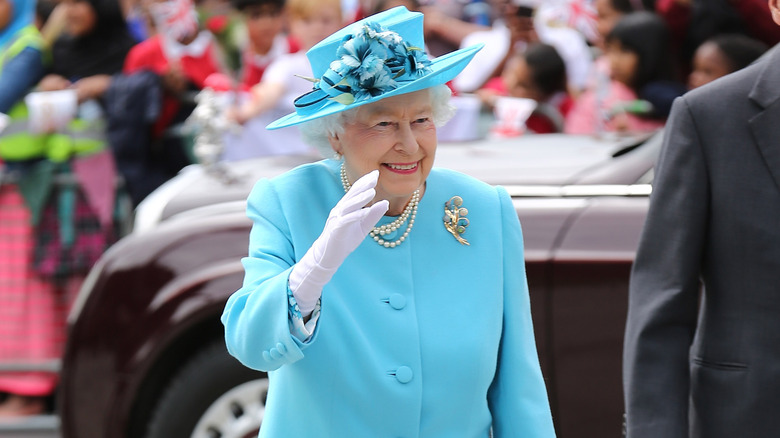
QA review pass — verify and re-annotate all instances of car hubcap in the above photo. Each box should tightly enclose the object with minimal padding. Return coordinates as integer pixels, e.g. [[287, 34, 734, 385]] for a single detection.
[[191, 378, 268, 438]]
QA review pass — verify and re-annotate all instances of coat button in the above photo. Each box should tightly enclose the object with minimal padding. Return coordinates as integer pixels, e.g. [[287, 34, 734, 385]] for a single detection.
[[395, 366, 413, 383], [388, 293, 406, 310]]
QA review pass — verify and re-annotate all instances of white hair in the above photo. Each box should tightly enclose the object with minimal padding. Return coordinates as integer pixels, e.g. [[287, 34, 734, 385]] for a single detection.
[[298, 84, 456, 158]]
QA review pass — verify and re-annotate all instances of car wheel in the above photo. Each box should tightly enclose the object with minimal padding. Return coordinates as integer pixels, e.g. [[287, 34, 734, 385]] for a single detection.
[[145, 340, 268, 438]]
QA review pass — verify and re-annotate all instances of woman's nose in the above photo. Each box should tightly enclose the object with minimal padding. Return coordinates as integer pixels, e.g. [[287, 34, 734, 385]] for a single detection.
[[394, 123, 419, 154]]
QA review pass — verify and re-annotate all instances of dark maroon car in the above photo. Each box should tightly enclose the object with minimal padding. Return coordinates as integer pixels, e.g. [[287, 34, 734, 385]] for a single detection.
[[59, 131, 661, 438]]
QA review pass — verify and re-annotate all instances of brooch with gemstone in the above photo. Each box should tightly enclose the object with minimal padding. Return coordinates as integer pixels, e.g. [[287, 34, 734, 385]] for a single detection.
[[443, 196, 470, 246]]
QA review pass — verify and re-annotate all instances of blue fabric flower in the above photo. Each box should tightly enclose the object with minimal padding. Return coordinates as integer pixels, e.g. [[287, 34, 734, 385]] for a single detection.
[[325, 21, 432, 103]]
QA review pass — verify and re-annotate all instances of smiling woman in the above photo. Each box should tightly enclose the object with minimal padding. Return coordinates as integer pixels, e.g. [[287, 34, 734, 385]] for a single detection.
[[220, 6, 557, 438]]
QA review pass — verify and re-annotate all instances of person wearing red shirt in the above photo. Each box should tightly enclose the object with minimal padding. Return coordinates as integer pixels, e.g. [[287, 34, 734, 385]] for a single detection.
[[231, 0, 299, 90]]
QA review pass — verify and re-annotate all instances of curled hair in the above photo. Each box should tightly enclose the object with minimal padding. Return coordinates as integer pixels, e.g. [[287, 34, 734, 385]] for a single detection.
[[299, 84, 455, 158]]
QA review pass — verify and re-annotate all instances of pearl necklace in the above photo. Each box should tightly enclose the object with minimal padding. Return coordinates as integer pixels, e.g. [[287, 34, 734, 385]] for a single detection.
[[340, 164, 420, 248]]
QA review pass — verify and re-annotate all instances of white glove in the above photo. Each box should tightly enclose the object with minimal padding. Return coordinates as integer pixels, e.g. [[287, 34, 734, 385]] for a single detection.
[[289, 170, 389, 315]]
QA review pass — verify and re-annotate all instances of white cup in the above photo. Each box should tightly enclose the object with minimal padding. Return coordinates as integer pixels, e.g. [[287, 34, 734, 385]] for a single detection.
[[491, 96, 537, 138], [25, 89, 78, 134]]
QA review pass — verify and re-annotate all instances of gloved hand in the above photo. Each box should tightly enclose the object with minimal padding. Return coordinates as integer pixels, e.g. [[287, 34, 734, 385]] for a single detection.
[[289, 170, 389, 315]]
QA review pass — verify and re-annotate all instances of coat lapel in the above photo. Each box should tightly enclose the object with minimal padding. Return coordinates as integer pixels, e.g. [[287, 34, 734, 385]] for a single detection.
[[749, 46, 780, 192]]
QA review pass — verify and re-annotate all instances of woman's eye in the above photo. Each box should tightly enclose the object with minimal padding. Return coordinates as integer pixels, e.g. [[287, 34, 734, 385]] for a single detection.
[[414, 117, 430, 124], [376, 121, 393, 127]]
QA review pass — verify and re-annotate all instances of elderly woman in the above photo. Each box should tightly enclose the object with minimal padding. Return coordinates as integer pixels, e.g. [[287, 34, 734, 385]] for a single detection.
[[221, 7, 556, 437]]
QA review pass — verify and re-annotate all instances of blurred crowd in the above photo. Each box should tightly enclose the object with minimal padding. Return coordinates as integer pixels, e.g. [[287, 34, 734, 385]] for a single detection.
[[0, 0, 777, 419]]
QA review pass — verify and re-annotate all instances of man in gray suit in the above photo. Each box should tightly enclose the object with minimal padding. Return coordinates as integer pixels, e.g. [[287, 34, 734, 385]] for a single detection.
[[623, 2, 780, 437]]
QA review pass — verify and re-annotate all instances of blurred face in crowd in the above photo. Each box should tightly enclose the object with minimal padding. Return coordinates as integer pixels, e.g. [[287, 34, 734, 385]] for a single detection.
[[290, 4, 341, 50], [606, 39, 638, 87], [505, 8, 537, 45], [594, 0, 623, 47], [688, 41, 731, 89], [503, 56, 544, 102], [330, 89, 436, 214], [0, 0, 11, 31], [243, 3, 284, 55], [63, 0, 97, 37]]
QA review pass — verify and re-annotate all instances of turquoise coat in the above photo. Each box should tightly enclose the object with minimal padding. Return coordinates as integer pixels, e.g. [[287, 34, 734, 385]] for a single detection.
[[222, 159, 556, 437]]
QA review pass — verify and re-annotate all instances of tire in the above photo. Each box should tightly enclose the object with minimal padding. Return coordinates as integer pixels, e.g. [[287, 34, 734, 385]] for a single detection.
[[145, 340, 268, 438]]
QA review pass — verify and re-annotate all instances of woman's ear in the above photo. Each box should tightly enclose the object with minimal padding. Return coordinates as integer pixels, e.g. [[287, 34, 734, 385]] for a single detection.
[[328, 133, 341, 154]]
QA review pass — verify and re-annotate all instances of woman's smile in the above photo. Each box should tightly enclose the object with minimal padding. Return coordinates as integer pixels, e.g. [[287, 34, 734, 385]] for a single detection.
[[383, 161, 419, 174]]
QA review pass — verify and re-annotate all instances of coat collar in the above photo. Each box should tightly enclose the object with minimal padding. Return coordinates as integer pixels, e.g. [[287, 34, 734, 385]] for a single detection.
[[748, 45, 780, 192], [748, 45, 780, 109]]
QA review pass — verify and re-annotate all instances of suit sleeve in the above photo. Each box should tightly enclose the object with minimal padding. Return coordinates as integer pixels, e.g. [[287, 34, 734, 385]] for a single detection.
[[623, 96, 708, 437], [221, 179, 310, 371], [489, 186, 557, 438]]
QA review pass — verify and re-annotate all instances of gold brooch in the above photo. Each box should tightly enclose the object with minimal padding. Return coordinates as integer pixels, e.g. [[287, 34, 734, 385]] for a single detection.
[[443, 196, 470, 245]]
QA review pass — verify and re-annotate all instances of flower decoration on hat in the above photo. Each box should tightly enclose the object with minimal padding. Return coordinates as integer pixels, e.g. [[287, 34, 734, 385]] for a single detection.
[[294, 21, 432, 111]]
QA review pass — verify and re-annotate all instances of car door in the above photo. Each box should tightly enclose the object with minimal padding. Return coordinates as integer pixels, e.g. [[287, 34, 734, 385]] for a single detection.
[[547, 194, 649, 438]]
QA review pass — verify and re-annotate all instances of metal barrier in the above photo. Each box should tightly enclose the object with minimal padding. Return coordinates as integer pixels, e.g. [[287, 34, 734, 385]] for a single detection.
[[0, 361, 60, 435]]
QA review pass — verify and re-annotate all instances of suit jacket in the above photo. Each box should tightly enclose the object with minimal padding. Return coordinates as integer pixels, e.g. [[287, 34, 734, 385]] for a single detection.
[[222, 159, 556, 438], [623, 46, 780, 438]]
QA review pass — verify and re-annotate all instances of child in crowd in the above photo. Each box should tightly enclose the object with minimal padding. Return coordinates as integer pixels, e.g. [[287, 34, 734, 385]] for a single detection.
[[454, 1, 592, 97], [582, 0, 637, 95], [116, 0, 222, 202], [566, 11, 685, 135], [593, 0, 636, 50], [231, 0, 298, 89], [478, 42, 572, 134], [221, 0, 341, 159], [123, 0, 222, 134], [228, 0, 342, 124], [688, 33, 768, 90]]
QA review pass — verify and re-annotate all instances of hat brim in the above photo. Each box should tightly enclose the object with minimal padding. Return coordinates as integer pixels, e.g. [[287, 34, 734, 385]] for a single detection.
[[266, 43, 484, 130]]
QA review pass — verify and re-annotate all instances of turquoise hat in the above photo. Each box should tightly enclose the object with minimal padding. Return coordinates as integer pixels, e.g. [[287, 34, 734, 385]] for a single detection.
[[266, 6, 483, 130]]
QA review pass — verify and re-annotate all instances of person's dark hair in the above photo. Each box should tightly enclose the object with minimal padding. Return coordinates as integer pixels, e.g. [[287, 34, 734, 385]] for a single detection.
[[707, 33, 768, 72], [35, 0, 58, 25], [231, 0, 285, 13], [52, 0, 136, 79], [515, 5, 534, 17], [610, 0, 637, 14], [524, 43, 567, 98], [606, 11, 674, 91]]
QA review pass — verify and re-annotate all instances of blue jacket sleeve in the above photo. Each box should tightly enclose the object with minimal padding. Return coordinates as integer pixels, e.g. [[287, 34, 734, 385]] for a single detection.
[[0, 47, 44, 114], [488, 186, 557, 437], [221, 179, 309, 371]]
